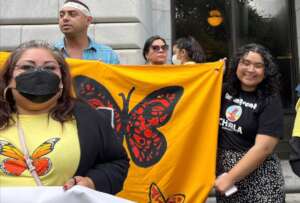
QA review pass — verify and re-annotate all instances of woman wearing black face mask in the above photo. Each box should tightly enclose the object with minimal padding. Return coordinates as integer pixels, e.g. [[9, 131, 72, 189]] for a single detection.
[[0, 40, 129, 194]]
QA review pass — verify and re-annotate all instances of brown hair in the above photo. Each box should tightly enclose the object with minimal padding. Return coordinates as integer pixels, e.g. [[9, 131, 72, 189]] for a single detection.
[[0, 40, 76, 129]]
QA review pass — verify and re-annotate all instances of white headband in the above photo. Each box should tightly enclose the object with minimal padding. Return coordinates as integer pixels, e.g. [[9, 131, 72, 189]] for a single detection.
[[61, 2, 91, 17]]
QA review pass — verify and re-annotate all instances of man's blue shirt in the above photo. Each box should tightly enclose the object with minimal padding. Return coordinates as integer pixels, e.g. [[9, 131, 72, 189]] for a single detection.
[[54, 38, 120, 64]]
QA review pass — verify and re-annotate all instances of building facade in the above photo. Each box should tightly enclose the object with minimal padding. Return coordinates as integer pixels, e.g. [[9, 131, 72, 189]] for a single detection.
[[0, 0, 172, 64]]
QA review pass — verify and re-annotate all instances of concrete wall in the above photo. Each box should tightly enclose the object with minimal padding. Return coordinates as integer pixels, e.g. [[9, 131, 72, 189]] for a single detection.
[[151, 0, 172, 61], [296, 0, 300, 79], [0, 0, 172, 64]]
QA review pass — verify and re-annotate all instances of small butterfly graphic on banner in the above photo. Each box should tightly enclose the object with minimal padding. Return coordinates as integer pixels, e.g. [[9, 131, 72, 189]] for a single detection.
[[148, 182, 185, 203]]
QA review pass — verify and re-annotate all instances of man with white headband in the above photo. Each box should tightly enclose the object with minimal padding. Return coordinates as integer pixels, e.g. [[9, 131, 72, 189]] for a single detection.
[[55, 0, 119, 64]]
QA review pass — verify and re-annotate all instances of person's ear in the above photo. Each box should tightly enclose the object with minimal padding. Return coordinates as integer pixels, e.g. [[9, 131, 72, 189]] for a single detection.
[[176, 49, 184, 60], [181, 49, 188, 58], [87, 16, 93, 25], [145, 53, 149, 61]]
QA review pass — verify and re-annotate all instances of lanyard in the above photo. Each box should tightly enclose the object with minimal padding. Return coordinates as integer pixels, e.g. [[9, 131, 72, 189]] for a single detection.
[[16, 118, 43, 186]]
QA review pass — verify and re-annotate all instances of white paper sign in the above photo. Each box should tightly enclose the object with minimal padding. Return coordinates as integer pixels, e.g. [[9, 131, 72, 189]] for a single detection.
[[0, 186, 135, 203]]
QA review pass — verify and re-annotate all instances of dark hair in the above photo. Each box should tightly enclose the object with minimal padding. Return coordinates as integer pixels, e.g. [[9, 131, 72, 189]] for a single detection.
[[143, 35, 167, 61], [224, 43, 280, 99], [64, 0, 90, 11], [174, 36, 206, 63], [0, 40, 76, 129]]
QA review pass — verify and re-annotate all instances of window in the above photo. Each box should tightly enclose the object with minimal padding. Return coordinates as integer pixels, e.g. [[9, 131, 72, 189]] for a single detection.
[[174, 0, 229, 61], [174, 0, 298, 108]]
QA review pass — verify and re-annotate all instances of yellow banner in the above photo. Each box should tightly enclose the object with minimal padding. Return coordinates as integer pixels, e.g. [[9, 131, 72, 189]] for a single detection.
[[0, 52, 10, 66], [0, 52, 223, 202]]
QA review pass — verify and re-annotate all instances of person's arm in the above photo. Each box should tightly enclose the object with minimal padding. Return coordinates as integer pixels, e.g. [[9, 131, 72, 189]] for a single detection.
[[85, 110, 129, 194], [215, 134, 278, 193], [65, 120, 129, 193], [290, 137, 300, 176], [289, 99, 300, 176], [64, 124, 129, 194], [65, 103, 129, 193]]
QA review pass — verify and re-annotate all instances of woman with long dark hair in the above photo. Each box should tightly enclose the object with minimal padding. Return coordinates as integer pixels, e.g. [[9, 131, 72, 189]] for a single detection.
[[215, 43, 285, 202], [0, 40, 129, 194]]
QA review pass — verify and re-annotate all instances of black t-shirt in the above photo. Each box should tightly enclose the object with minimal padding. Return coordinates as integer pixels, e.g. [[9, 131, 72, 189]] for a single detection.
[[218, 91, 283, 152]]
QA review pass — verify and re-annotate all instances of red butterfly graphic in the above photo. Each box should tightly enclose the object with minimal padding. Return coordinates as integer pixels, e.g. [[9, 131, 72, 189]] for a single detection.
[[149, 182, 185, 203], [74, 76, 184, 167], [0, 138, 60, 176]]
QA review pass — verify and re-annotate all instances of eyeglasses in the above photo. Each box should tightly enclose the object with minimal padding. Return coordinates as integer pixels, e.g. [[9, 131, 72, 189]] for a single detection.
[[151, 44, 169, 52], [15, 64, 60, 72], [239, 58, 264, 69]]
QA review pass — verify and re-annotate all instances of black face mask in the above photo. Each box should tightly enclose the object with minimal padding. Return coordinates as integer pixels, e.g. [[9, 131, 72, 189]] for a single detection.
[[15, 70, 61, 103]]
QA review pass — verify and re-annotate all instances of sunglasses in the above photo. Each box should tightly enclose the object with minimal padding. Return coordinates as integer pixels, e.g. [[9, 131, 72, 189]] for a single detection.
[[151, 44, 169, 52]]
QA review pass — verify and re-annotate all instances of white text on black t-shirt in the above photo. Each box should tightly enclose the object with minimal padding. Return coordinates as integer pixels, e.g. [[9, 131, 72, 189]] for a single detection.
[[225, 93, 257, 110]]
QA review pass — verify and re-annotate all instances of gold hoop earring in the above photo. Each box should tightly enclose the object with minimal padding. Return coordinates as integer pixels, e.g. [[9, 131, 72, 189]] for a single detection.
[[59, 82, 63, 89], [57, 87, 63, 98], [3, 87, 10, 101]]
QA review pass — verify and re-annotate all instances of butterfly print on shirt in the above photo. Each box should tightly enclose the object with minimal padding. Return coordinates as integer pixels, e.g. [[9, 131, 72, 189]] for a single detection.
[[0, 138, 60, 176]]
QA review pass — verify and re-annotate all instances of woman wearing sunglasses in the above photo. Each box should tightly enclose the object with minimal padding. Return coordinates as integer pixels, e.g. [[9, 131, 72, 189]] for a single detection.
[[143, 35, 169, 65]]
